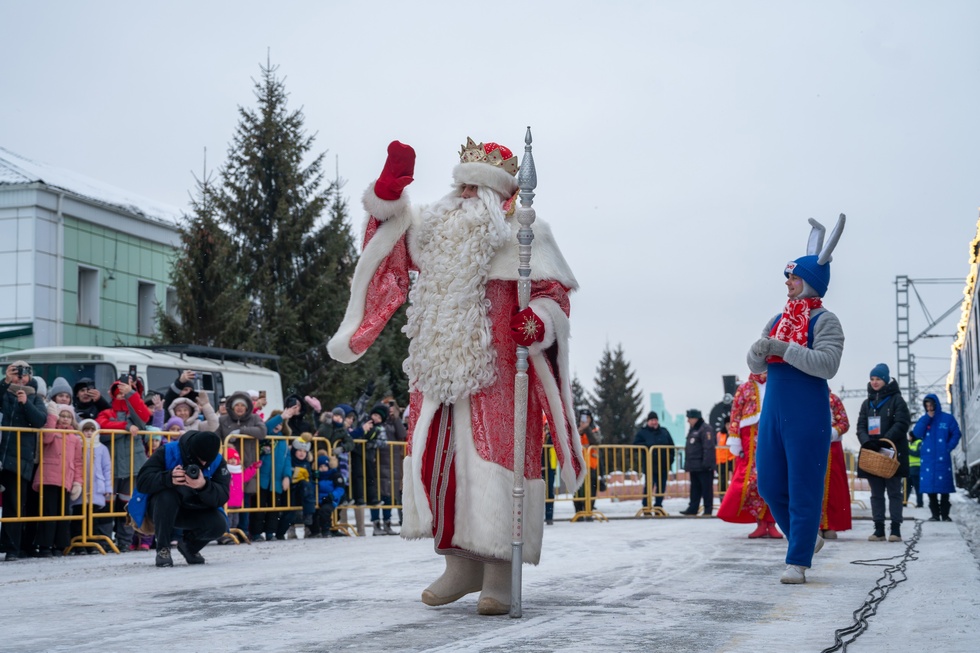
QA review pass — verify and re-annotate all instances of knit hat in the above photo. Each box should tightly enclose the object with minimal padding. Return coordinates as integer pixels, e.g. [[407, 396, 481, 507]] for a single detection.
[[187, 431, 221, 465], [317, 454, 329, 468], [49, 377, 73, 400], [784, 255, 829, 298], [79, 418, 99, 433], [869, 363, 890, 383], [230, 397, 249, 409], [686, 409, 702, 419], [247, 389, 259, 400], [165, 416, 185, 431], [55, 404, 77, 421], [292, 438, 312, 452], [304, 396, 321, 413], [646, 411, 659, 421], [783, 215, 846, 299], [332, 406, 346, 418], [226, 445, 241, 465], [370, 404, 389, 421], [337, 403, 356, 417], [454, 138, 519, 198]]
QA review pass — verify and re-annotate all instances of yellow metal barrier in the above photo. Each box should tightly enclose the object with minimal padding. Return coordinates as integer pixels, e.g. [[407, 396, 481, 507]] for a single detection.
[[0, 426, 120, 556]]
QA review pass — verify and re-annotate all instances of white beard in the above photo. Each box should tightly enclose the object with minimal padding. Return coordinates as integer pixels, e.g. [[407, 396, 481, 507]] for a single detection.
[[403, 192, 510, 404]]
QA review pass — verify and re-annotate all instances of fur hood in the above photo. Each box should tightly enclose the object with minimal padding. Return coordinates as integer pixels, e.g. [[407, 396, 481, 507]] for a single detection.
[[170, 397, 202, 426]]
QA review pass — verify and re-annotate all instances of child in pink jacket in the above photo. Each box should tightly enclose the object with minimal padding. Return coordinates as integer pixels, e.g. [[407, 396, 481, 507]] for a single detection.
[[33, 405, 84, 556], [226, 445, 260, 532]]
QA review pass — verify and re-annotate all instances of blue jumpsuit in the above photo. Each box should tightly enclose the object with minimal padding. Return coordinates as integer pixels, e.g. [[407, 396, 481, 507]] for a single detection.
[[756, 317, 832, 569]]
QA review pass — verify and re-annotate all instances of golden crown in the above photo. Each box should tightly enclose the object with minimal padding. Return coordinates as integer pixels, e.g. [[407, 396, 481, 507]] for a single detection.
[[458, 137, 518, 176]]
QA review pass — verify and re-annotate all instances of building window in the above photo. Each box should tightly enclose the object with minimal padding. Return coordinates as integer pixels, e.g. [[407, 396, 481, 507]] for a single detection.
[[77, 266, 100, 326], [138, 281, 157, 336], [165, 287, 180, 324]]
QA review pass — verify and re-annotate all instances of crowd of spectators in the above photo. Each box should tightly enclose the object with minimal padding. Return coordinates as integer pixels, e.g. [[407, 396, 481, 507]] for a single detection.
[[0, 362, 408, 561]]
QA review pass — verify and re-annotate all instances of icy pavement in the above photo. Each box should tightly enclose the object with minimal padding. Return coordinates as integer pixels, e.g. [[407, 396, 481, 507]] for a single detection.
[[3, 492, 980, 653]]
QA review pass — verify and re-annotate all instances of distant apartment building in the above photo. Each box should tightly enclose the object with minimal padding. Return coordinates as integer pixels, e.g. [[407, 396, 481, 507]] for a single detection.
[[0, 147, 181, 353]]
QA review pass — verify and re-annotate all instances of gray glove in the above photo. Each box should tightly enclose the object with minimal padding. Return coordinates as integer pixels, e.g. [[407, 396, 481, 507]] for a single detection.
[[769, 339, 789, 358], [751, 338, 771, 358]]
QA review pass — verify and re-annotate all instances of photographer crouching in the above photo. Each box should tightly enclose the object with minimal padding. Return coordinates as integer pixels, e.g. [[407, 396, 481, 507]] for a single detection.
[[130, 431, 229, 567]]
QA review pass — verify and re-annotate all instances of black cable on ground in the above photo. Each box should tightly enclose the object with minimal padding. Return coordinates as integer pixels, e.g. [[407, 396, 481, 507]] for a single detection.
[[820, 519, 923, 653]]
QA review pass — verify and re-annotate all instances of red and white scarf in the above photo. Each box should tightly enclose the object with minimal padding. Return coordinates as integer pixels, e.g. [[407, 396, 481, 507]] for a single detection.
[[767, 297, 823, 363]]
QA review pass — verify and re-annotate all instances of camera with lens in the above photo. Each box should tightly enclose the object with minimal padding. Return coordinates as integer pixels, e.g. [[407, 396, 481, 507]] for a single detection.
[[15, 365, 32, 378], [184, 464, 202, 480]]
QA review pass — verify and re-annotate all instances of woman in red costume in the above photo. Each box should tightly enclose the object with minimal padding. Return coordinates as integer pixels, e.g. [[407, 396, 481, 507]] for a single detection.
[[820, 392, 852, 538], [717, 373, 781, 538]]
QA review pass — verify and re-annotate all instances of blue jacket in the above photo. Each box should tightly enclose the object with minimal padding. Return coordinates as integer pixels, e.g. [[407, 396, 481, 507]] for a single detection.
[[258, 419, 292, 492], [912, 394, 962, 493]]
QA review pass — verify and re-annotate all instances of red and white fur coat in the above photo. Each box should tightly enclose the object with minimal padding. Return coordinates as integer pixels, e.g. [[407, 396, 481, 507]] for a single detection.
[[328, 184, 585, 564]]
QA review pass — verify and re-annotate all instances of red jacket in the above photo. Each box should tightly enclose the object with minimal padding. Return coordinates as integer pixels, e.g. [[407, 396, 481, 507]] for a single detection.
[[95, 381, 151, 431]]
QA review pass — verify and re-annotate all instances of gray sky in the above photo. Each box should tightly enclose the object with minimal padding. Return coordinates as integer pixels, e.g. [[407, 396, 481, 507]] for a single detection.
[[2, 1, 977, 439]]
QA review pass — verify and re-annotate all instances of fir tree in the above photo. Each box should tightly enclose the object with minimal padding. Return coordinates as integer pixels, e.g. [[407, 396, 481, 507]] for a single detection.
[[214, 60, 407, 404], [571, 376, 589, 416], [157, 172, 249, 347], [588, 343, 644, 445]]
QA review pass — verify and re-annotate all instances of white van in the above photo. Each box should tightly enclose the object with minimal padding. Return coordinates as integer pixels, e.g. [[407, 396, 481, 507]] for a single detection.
[[0, 345, 284, 412]]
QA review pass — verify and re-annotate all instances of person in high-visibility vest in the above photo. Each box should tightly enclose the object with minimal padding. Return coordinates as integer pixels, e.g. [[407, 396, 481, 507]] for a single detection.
[[906, 432, 923, 508]]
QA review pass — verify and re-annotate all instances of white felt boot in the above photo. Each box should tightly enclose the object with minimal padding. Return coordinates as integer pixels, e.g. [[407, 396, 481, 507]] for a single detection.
[[477, 562, 512, 616], [421, 555, 484, 606]]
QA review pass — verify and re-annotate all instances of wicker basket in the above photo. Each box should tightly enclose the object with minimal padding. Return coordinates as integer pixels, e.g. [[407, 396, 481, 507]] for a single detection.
[[858, 438, 900, 479]]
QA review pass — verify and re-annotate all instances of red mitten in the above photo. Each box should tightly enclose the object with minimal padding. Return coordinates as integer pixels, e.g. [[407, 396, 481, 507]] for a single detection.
[[374, 141, 416, 200], [510, 307, 546, 347]]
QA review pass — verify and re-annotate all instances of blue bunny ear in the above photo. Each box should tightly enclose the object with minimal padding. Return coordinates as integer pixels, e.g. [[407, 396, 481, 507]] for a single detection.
[[817, 213, 846, 265], [806, 218, 825, 256]]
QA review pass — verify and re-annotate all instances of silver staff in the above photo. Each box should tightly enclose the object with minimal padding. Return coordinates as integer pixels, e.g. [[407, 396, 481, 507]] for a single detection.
[[511, 126, 536, 618]]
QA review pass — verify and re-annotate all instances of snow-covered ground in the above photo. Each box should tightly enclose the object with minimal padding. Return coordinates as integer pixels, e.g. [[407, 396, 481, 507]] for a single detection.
[[3, 491, 980, 653]]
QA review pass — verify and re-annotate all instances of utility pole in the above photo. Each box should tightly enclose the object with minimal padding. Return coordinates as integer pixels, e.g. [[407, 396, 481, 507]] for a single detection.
[[895, 276, 960, 415]]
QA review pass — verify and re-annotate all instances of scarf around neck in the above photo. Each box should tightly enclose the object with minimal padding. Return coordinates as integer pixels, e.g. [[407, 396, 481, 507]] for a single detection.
[[767, 297, 823, 363]]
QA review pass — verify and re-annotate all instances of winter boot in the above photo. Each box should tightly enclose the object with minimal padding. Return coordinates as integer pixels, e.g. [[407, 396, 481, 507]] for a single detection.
[[748, 521, 769, 539], [779, 564, 806, 584], [888, 522, 902, 542], [155, 547, 173, 568], [372, 520, 384, 536], [354, 508, 366, 537], [477, 562, 511, 616], [941, 501, 952, 522], [766, 522, 783, 539], [421, 555, 484, 606], [177, 541, 206, 565], [383, 520, 398, 536], [822, 529, 838, 540], [868, 521, 886, 542], [814, 533, 825, 555]]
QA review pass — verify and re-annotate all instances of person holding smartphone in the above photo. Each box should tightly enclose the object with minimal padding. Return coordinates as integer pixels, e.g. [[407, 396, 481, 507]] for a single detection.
[[73, 377, 111, 421]]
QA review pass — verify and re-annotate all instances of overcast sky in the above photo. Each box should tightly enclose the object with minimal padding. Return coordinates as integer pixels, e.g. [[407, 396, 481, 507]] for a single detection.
[[2, 1, 977, 439]]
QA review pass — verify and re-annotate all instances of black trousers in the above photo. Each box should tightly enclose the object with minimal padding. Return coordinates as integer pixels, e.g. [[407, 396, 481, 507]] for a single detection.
[[149, 488, 227, 553], [0, 469, 37, 554], [688, 469, 714, 514], [35, 487, 71, 550], [928, 493, 951, 519], [249, 489, 283, 537]]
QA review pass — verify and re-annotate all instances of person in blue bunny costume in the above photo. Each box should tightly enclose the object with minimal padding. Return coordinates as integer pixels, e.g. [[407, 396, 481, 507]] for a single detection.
[[746, 215, 846, 585]]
